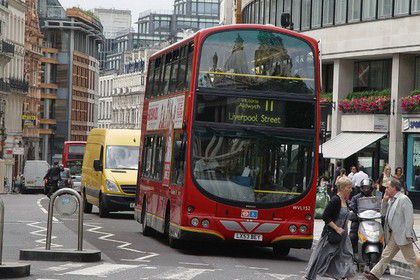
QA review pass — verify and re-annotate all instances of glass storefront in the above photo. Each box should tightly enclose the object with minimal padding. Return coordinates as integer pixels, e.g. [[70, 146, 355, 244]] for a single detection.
[[406, 134, 420, 193]]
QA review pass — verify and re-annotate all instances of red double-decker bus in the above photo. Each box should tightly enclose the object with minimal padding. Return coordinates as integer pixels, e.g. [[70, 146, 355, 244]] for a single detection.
[[135, 24, 320, 256], [62, 141, 86, 175]]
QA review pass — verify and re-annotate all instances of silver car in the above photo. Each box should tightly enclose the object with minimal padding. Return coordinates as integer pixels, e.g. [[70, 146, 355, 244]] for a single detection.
[[72, 175, 82, 193]]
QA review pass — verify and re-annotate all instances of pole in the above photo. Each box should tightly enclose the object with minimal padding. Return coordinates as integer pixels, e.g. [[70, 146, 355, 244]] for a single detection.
[[235, 0, 242, 24], [0, 198, 4, 265]]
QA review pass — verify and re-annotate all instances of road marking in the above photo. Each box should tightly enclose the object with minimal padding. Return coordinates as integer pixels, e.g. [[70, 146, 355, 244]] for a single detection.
[[158, 267, 215, 279], [64, 263, 138, 277], [26, 221, 62, 248], [178, 262, 210, 266], [249, 266, 270, 271], [266, 273, 299, 280], [37, 197, 58, 222], [43, 263, 87, 272], [84, 223, 159, 261]]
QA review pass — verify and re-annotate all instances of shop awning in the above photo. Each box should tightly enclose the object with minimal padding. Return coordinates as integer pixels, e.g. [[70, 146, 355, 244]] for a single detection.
[[320, 133, 387, 159]]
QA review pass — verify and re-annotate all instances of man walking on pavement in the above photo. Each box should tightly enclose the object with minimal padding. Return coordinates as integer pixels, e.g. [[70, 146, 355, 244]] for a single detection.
[[364, 180, 418, 280], [43, 161, 61, 198]]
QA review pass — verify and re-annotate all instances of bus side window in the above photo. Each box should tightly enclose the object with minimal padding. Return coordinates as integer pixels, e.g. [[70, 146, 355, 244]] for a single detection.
[[177, 46, 187, 91], [171, 133, 186, 186], [146, 60, 155, 98], [142, 135, 166, 181], [185, 43, 194, 90], [169, 49, 180, 93]]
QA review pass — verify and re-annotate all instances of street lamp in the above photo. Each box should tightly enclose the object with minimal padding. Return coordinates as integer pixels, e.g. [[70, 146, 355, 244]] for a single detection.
[[0, 99, 6, 159]]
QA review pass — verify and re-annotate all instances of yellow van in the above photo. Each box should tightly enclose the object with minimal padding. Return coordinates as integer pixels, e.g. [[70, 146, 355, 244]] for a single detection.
[[82, 129, 140, 217]]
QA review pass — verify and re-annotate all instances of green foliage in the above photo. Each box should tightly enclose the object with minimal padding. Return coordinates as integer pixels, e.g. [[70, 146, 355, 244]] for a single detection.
[[410, 89, 420, 96], [346, 89, 391, 100]]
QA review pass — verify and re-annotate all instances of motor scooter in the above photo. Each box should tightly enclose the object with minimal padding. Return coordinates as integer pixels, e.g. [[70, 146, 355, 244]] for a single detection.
[[355, 195, 384, 271]]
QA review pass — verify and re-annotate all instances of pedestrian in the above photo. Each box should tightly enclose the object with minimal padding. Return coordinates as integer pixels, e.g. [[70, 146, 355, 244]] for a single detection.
[[332, 161, 342, 188], [351, 166, 369, 199], [393, 167, 407, 194], [348, 166, 358, 180], [364, 180, 418, 280], [376, 164, 392, 197], [331, 168, 346, 195], [305, 176, 356, 280]]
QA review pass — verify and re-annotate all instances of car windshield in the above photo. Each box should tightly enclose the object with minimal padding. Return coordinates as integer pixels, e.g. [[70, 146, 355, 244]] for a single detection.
[[192, 127, 314, 205], [105, 146, 139, 170], [198, 29, 315, 94]]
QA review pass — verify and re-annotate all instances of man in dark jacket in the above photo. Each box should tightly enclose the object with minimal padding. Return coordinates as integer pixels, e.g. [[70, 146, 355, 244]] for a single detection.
[[44, 161, 61, 198], [349, 178, 375, 254]]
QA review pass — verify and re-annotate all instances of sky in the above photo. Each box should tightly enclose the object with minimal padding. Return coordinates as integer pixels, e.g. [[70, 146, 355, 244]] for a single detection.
[[60, 0, 174, 24]]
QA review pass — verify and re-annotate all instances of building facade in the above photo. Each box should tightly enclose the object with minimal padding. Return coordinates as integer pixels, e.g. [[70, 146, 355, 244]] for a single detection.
[[98, 73, 114, 128], [24, 0, 43, 162], [239, 0, 420, 205], [38, 0, 103, 162], [92, 8, 131, 39]]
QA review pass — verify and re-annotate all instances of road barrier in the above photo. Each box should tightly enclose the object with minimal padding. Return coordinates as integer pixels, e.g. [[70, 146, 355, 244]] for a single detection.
[[0, 197, 31, 278], [20, 188, 101, 262]]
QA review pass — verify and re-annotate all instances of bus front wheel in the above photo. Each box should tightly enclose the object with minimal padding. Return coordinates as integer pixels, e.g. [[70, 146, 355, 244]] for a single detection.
[[141, 201, 154, 236], [273, 245, 290, 258]]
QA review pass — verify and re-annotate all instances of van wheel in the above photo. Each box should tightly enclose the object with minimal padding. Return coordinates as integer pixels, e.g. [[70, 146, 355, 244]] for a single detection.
[[141, 200, 153, 236], [99, 194, 109, 218], [273, 245, 290, 258], [83, 189, 92, 214], [20, 185, 27, 194]]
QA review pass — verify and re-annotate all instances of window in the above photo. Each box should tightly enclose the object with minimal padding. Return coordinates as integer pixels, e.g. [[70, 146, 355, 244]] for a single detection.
[[171, 133, 186, 185], [353, 60, 392, 91], [106, 146, 139, 170], [378, 0, 392, 18], [415, 57, 420, 89], [301, 0, 312, 30], [169, 50, 180, 93], [312, 0, 322, 27], [362, 0, 377, 20], [323, 0, 335, 25], [335, 0, 347, 24], [142, 135, 166, 180], [395, 0, 409, 15], [276, 0, 284, 26], [348, 0, 361, 22], [292, 0, 301, 30], [270, 0, 276, 24], [185, 43, 194, 90], [414, 0, 420, 13]]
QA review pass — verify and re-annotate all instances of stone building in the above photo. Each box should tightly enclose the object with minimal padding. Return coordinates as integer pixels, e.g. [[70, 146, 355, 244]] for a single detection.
[[23, 0, 43, 161]]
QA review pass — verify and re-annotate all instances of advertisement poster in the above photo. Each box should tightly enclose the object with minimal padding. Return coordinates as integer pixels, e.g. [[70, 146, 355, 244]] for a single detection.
[[147, 95, 185, 131]]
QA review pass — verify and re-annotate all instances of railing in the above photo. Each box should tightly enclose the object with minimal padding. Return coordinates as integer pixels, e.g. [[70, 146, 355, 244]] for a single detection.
[[0, 0, 8, 8], [9, 78, 29, 92], [0, 79, 10, 92], [1, 40, 15, 55]]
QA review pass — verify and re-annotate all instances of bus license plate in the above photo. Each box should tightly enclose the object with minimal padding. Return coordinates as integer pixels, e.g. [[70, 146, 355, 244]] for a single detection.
[[234, 233, 263, 241], [130, 203, 135, 208]]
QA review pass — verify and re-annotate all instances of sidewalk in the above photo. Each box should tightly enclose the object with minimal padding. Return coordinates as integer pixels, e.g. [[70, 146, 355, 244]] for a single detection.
[[313, 213, 420, 270]]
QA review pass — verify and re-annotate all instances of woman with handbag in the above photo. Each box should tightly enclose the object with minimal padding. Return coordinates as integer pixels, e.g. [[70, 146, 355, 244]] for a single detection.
[[305, 176, 356, 280]]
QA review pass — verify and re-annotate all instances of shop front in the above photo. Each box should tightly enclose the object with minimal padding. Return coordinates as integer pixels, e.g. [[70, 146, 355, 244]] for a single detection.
[[402, 116, 420, 205]]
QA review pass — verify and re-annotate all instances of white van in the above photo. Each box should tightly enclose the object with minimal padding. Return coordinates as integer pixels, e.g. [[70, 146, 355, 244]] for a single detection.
[[22, 160, 50, 192]]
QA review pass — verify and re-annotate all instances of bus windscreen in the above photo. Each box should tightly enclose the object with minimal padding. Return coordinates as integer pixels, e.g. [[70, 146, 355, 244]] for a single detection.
[[198, 30, 315, 94]]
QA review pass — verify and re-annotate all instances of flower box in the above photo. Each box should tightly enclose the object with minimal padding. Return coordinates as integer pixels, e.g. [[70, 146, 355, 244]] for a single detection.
[[401, 94, 420, 113]]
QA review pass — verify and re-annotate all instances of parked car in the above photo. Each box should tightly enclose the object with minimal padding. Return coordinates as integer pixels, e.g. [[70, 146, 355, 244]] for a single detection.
[[22, 160, 50, 193]]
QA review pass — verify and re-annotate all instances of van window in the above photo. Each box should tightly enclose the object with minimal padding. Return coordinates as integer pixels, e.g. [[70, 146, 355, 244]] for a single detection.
[[142, 135, 166, 181]]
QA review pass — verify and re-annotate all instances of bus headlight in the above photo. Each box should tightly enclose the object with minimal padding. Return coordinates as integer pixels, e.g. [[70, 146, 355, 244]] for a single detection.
[[105, 180, 119, 192], [191, 218, 199, 227], [201, 219, 210, 228], [299, 225, 308, 233], [289, 225, 298, 233]]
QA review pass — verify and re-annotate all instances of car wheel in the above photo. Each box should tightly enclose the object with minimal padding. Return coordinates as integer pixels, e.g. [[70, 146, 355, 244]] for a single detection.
[[273, 245, 290, 258], [83, 189, 93, 214], [98, 194, 109, 218]]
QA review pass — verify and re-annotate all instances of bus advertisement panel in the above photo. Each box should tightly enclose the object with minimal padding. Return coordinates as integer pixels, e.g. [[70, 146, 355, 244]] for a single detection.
[[135, 24, 320, 257]]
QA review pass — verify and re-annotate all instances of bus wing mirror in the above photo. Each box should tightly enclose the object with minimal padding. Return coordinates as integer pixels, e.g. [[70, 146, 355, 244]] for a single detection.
[[93, 160, 103, 172]]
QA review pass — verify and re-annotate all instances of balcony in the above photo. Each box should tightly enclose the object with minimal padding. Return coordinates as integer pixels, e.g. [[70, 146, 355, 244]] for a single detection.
[[0, 0, 8, 9], [9, 78, 29, 92], [0, 40, 14, 64]]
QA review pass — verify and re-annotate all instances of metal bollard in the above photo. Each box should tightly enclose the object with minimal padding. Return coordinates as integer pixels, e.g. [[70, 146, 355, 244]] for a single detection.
[[46, 188, 83, 251], [0, 198, 4, 265]]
